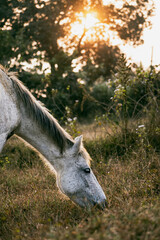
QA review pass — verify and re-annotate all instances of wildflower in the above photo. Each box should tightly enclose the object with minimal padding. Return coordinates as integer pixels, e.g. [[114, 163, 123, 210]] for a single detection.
[[138, 125, 145, 128], [67, 118, 72, 122], [73, 117, 77, 121]]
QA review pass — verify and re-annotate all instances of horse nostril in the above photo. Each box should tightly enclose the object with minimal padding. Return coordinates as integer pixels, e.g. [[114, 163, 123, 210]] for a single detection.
[[103, 199, 108, 208], [99, 199, 108, 209]]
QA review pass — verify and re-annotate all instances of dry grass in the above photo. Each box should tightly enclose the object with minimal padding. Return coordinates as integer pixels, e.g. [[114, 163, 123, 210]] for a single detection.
[[78, 122, 115, 140], [0, 130, 160, 239]]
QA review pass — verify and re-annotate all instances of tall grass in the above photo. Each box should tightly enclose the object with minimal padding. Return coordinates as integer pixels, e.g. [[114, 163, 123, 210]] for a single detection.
[[0, 124, 160, 240]]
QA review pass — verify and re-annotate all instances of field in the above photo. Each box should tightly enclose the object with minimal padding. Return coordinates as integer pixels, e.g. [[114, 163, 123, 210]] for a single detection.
[[0, 125, 160, 240]]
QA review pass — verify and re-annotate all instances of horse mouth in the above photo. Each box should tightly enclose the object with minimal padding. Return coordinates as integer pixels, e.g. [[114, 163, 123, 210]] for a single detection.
[[92, 199, 108, 210], [70, 195, 108, 209]]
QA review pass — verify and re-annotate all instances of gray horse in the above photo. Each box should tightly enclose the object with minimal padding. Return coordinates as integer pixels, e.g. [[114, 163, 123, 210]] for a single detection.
[[0, 66, 106, 209]]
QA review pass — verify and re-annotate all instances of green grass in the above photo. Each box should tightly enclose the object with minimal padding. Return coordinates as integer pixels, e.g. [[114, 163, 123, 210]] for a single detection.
[[0, 134, 160, 240]]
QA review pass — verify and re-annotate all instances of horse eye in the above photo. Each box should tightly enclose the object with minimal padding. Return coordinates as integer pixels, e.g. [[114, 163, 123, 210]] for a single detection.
[[84, 168, 90, 173]]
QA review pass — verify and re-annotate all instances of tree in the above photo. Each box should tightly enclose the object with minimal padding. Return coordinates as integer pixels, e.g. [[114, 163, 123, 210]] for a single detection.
[[0, 0, 18, 66], [0, 0, 154, 72], [78, 40, 121, 86], [2, 0, 85, 73], [0, 29, 15, 66], [95, 0, 154, 45], [74, 0, 154, 83]]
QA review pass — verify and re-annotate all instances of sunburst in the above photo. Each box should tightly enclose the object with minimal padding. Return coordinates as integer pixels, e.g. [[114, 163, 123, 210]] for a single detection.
[[71, 12, 99, 37]]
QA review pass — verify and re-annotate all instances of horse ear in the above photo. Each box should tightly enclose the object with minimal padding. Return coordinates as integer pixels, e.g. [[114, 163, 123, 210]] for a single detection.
[[73, 135, 83, 153]]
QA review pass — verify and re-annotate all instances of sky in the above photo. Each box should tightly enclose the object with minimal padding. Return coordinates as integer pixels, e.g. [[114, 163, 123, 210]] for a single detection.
[[121, 0, 160, 69]]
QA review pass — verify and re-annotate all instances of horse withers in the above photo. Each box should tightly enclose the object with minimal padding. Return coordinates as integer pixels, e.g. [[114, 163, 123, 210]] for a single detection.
[[0, 66, 107, 209]]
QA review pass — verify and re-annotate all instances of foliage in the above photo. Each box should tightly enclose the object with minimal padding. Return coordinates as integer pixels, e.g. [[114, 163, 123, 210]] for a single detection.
[[0, 1, 156, 122], [61, 106, 81, 138], [0, 0, 154, 71], [18, 70, 44, 90], [12, 61, 160, 124], [97, 0, 154, 45], [79, 40, 122, 84], [110, 54, 132, 135], [0, 30, 15, 66], [38, 71, 85, 120], [0, 155, 10, 168]]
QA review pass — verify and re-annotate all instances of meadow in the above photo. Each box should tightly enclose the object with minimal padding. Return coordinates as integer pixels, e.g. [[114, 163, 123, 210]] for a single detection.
[[0, 122, 160, 240]]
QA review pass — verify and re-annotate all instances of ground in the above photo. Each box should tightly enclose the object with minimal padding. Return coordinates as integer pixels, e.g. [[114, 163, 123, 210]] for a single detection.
[[0, 127, 160, 240]]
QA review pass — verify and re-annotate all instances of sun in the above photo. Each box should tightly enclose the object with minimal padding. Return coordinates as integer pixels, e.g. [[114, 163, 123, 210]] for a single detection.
[[84, 12, 99, 29], [71, 12, 99, 37]]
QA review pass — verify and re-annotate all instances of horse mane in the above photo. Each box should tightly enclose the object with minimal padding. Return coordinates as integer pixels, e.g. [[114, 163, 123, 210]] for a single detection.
[[0, 65, 74, 153]]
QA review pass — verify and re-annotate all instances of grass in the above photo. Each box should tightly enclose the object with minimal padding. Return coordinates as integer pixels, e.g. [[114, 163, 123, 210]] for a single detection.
[[0, 129, 160, 240]]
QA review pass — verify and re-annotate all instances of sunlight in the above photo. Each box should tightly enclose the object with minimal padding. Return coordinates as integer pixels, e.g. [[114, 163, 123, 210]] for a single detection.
[[70, 10, 120, 47], [103, 0, 123, 8], [71, 12, 99, 37], [84, 13, 99, 29]]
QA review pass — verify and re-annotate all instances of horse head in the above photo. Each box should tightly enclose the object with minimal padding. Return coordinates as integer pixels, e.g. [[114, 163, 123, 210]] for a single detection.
[[56, 135, 107, 209]]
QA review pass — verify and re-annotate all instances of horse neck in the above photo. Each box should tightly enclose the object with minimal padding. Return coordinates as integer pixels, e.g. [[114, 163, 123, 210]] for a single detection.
[[15, 108, 63, 171]]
